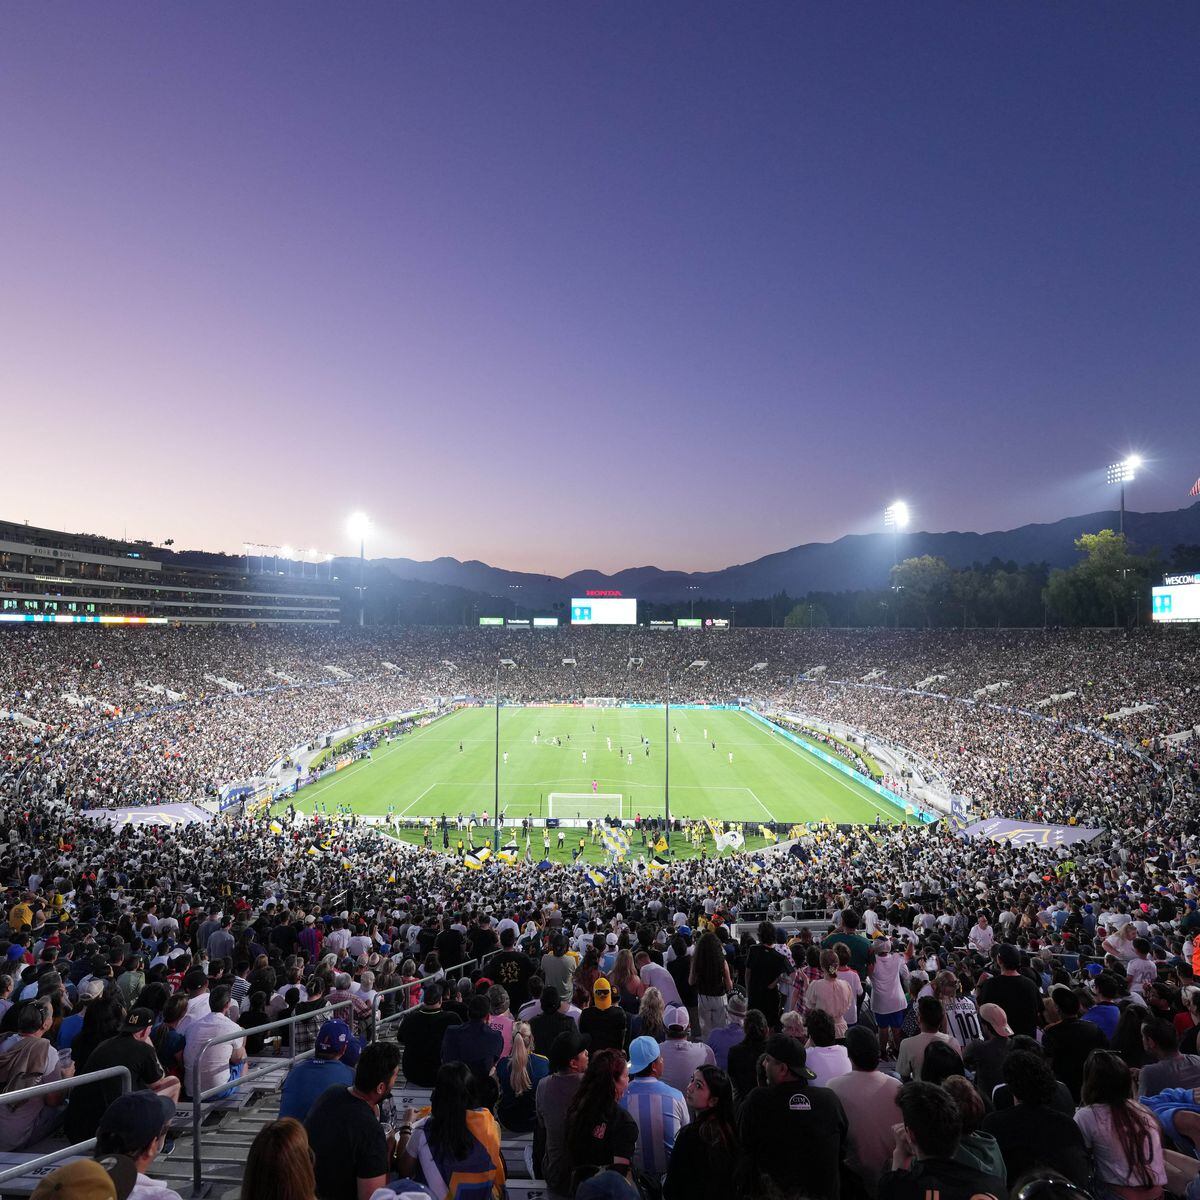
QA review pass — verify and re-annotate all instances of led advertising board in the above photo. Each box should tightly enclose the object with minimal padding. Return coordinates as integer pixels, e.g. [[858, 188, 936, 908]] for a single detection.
[[570, 598, 637, 625], [478, 617, 504, 626], [676, 618, 702, 628], [532, 617, 559, 627]]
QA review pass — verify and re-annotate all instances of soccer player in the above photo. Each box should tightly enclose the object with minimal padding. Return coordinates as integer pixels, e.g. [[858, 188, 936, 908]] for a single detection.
[[627, 753, 633, 765], [703, 728, 708, 739], [607, 737, 612, 751], [582, 751, 587, 765], [728, 752, 733, 764], [458, 741, 463, 752], [592, 779, 598, 793], [503, 752, 509, 765], [675, 732, 681, 744], [557, 828, 565, 849]]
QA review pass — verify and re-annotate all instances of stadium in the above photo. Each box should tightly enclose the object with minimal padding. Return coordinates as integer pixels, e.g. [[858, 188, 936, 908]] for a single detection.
[[6, 7, 1200, 1200]]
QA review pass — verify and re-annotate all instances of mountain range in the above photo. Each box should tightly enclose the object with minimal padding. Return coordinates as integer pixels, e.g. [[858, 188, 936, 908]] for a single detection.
[[357, 503, 1200, 607]]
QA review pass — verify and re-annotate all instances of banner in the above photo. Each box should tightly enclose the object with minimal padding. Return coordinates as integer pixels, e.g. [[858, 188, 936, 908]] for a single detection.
[[962, 818, 1103, 847]]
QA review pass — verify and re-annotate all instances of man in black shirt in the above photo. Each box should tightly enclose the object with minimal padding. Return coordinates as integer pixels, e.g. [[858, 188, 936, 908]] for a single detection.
[[489, 928, 536, 1011], [879, 1081, 1005, 1200], [980, 1050, 1090, 1188], [579, 977, 627, 1053], [530, 986, 578, 1058], [305, 1040, 404, 1200], [434, 916, 466, 969], [396, 981, 461, 1087], [976, 944, 1041, 1038], [465, 914, 499, 964], [739, 1034, 848, 1199], [1041, 985, 1107, 1102]]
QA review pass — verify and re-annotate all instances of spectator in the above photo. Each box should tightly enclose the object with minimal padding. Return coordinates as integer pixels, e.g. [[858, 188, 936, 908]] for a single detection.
[[941, 1076, 1006, 1186], [829, 1026, 903, 1197], [744, 922, 789, 1028], [305, 1039, 404, 1200], [868, 940, 908, 1059], [823, 910, 872, 978], [619, 1035, 690, 1181], [579, 977, 627, 1054], [805, 1009, 853, 1087], [920, 1040, 967, 1089], [0, 1000, 73, 1150], [93, 1089, 181, 1200], [1041, 985, 1107, 1103], [1075, 1049, 1167, 1197], [396, 981, 461, 1088], [806, 949, 855, 1040], [400, 1061, 505, 1198], [496, 1019, 548, 1134], [535, 1029, 590, 1200], [659, 1005, 715, 1093], [564, 1047, 638, 1191], [30, 1158, 137, 1199], [897, 997, 960, 1083], [530, 986, 577, 1059], [542, 934, 577, 1002], [980, 1050, 1091, 1189], [440, 994, 504, 1100], [182, 984, 246, 1099], [878, 1081, 1005, 1200], [663, 1064, 738, 1200], [629, 986, 667, 1043], [637, 950, 683, 1009], [976, 944, 1041, 1039], [1139, 1019, 1200, 1098], [726, 1007, 769, 1107], [963, 1002, 1013, 1103], [1084, 973, 1124, 1042], [489, 929, 536, 1012], [240, 1117, 318, 1200], [738, 1033, 847, 1198], [706, 990, 747, 1070], [485, 984, 514, 1057], [65, 1007, 181, 1143], [279, 1019, 355, 1123], [610, 949, 645, 1014], [688, 932, 733, 1039]]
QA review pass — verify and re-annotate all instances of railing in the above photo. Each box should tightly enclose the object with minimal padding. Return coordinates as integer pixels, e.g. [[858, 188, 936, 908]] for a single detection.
[[0, 1064, 132, 1185], [189, 997, 354, 1195]]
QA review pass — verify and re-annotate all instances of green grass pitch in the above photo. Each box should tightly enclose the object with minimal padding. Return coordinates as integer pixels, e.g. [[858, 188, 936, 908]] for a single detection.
[[285, 707, 908, 860]]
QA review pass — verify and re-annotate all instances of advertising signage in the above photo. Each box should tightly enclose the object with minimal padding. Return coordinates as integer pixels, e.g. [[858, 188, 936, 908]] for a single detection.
[[478, 617, 504, 626], [677, 618, 701, 628]]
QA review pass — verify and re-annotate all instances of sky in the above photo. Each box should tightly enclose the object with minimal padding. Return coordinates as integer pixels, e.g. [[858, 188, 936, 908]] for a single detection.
[[1, 4, 1197, 575]]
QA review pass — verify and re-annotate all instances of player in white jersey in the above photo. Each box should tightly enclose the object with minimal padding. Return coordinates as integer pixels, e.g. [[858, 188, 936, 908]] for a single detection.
[[676, 733, 681, 744], [607, 737, 612, 750], [728, 752, 733, 764], [582, 751, 587, 765], [503, 752, 508, 765], [627, 753, 633, 765]]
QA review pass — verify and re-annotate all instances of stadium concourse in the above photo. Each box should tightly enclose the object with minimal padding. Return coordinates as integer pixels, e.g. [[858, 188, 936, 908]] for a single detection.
[[1, 625, 1200, 1200]]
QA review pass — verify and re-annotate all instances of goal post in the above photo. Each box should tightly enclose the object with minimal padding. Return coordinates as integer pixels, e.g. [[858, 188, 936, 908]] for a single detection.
[[548, 792, 623, 819]]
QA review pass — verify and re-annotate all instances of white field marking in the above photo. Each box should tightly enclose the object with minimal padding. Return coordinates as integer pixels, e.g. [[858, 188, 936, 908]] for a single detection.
[[740, 710, 899, 823], [746, 788, 776, 821], [397, 783, 438, 818]]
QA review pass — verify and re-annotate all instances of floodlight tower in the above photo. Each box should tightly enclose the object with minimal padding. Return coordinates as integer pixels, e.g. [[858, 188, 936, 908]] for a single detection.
[[884, 501, 910, 565], [1106, 456, 1141, 536], [280, 545, 295, 578], [346, 512, 370, 627]]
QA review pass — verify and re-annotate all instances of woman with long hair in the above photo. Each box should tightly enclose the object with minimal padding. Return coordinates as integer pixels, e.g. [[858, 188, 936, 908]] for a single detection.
[[564, 1048, 637, 1189], [1076, 1049, 1166, 1200], [240, 1118, 316, 1200], [804, 949, 854, 1039], [496, 1020, 550, 1134], [663, 1065, 739, 1200], [629, 986, 666, 1042], [610, 949, 645, 1014], [400, 1061, 505, 1199], [690, 932, 733, 1039], [573, 946, 602, 1009], [726, 1008, 769, 1106]]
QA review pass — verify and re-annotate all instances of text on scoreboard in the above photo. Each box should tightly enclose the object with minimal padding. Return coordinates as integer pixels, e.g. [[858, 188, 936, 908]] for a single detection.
[[1152, 581, 1200, 624], [570, 597, 637, 625]]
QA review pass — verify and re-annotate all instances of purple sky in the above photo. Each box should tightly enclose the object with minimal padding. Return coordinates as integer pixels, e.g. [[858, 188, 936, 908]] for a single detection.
[[2, 4, 1197, 575]]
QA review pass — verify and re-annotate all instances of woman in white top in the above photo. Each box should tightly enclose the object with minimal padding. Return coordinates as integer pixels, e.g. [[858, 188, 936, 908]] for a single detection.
[[1074, 1049, 1166, 1200], [805, 950, 854, 1040]]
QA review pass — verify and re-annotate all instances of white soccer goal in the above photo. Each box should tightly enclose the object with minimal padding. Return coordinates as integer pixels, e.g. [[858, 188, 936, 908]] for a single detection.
[[548, 792, 623, 819]]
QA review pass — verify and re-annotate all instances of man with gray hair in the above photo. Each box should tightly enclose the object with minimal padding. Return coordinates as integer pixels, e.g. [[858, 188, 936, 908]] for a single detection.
[[328, 971, 372, 1040]]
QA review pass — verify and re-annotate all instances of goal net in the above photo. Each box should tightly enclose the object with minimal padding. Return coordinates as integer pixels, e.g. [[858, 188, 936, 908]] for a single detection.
[[548, 792, 623, 820]]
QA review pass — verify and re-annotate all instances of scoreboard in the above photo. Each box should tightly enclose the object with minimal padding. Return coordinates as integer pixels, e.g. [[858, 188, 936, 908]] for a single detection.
[[570, 597, 637, 625], [1152, 573, 1200, 623]]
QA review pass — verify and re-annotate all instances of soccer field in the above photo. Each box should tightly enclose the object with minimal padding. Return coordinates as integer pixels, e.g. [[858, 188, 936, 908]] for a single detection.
[[288, 706, 908, 828]]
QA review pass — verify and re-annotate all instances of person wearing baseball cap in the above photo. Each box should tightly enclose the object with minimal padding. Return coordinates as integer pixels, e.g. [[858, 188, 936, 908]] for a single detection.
[[964, 1002, 1015, 1102], [659, 1004, 715, 1094], [738, 1033, 847, 1199], [579, 977, 627, 1053], [279, 1018, 355, 1123], [618, 1035, 689, 1180], [538, 1030, 592, 1198], [64, 1008, 180, 1145], [706, 991, 748, 1070], [93, 1091, 179, 1200], [31, 1156, 136, 1200]]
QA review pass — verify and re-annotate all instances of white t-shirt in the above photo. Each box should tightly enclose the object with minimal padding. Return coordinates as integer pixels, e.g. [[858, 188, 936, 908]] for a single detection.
[[183, 1011, 244, 1096], [869, 955, 907, 1015], [1075, 1103, 1166, 1187]]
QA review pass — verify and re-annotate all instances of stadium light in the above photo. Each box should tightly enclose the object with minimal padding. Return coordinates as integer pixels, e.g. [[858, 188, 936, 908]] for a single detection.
[[1106, 456, 1141, 535], [347, 512, 370, 626], [883, 501, 910, 530]]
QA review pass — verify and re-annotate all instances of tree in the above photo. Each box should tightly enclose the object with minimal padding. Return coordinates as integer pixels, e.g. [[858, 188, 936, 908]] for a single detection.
[[890, 556, 953, 627], [784, 602, 830, 628]]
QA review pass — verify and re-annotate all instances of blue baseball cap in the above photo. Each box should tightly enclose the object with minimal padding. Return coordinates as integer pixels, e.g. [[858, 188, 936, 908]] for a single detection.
[[628, 1035, 662, 1075], [317, 1019, 351, 1052]]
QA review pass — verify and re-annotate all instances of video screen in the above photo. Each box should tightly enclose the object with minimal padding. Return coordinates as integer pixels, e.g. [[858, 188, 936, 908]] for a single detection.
[[570, 598, 637, 625]]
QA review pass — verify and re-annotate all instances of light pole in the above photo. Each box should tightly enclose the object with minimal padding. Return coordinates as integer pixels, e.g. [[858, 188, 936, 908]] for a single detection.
[[1106, 456, 1141, 536], [687, 585, 700, 619], [347, 512, 370, 627], [508, 584, 522, 619], [663, 671, 670, 852], [884, 502, 910, 629], [494, 663, 501, 852]]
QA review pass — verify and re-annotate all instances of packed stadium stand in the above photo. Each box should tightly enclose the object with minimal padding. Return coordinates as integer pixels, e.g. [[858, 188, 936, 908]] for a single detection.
[[3, 617, 1200, 1198]]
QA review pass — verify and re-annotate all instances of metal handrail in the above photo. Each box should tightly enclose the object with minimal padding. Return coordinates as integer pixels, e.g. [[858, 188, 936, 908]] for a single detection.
[[0, 1064, 132, 1185], [369, 956, 480, 1041], [189, 996, 354, 1194]]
